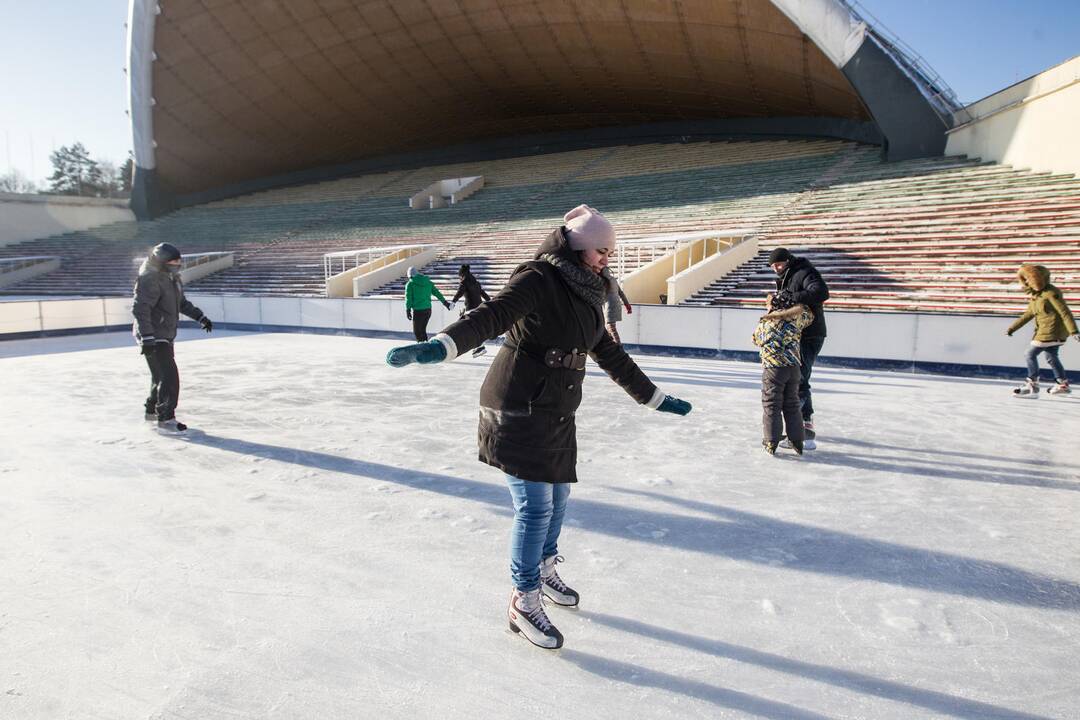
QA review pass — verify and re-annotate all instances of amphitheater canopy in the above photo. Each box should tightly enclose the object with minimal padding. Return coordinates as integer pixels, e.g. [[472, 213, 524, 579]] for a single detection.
[[128, 0, 954, 217]]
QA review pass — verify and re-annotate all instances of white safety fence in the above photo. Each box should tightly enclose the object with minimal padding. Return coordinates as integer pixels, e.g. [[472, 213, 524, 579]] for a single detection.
[[0, 295, 1036, 373]]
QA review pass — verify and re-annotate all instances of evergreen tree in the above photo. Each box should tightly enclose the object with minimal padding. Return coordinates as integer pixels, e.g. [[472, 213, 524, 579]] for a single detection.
[[120, 155, 134, 194], [48, 142, 101, 196]]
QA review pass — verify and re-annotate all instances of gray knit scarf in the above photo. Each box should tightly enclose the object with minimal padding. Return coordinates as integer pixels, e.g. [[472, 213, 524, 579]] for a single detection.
[[540, 252, 606, 307]]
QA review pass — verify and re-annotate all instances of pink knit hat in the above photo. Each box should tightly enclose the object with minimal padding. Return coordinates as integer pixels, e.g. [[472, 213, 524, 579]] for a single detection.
[[563, 205, 616, 251]]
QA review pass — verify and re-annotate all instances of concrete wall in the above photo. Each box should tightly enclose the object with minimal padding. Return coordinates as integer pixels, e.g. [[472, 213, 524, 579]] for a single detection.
[[0, 193, 134, 247], [945, 56, 1080, 176], [2, 296, 1066, 379]]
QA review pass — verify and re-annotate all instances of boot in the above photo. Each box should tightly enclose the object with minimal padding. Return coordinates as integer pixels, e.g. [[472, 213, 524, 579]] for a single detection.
[[471, 345, 487, 358], [790, 439, 804, 456], [541, 555, 579, 607], [1013, 378, 1039, 397], [144, 412, 158, 421], [762, 440, 777, 456], [508, 588, 563, 649], [1047, 381, 1071, 395], [803, 416, 816, 440]]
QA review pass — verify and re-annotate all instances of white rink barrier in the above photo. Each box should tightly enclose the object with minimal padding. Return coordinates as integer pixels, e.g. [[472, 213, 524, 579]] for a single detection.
[[0, 295, 1055, 376]]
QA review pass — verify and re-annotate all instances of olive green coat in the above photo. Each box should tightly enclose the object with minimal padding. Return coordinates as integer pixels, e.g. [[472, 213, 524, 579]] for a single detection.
[[1007, 265, 1078, 342]]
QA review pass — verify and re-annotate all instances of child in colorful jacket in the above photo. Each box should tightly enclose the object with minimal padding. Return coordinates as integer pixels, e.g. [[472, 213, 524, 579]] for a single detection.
[[753, 293, 815, 455], [1007, 264, 1079, 396]]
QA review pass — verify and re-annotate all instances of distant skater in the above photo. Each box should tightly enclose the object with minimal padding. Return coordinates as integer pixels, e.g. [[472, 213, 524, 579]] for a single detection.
[[132, 243, 213, 433], [386, 204, 691, 650], [1007, 264, 1078, 396], [452, 264, 491, 357], [404, 266, 451, 341], [601, 267, 632, 344], [768, 248, 828, 445]]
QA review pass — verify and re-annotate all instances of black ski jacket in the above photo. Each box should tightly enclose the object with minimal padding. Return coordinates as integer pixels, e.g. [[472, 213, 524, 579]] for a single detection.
[[452, 272, 490, 310], [775, 256, 829, 339]]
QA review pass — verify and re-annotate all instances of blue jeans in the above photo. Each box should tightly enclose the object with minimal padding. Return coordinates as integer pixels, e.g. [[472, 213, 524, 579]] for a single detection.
[[1025, 344, 1066, 381], [505, 474, 571, 592]]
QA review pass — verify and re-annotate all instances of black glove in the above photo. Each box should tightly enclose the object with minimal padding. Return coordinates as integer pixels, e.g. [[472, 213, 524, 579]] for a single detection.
[[199, 316, 213, 333], [774, 289, 796, 306], [141, 340, 156, 356], [406, 309, 413, 321], [442, 300, 452, 310]]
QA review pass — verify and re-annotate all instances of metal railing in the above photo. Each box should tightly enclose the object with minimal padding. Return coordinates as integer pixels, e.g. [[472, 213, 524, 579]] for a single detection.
[[323, 244, 438, 281], [839, 0, 969, 124], [0, 256, 59, 273], [615, 230, 756, 279]]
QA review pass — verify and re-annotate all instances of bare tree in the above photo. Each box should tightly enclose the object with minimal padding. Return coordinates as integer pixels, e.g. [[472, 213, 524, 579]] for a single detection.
[[0, 169, 38, 194]]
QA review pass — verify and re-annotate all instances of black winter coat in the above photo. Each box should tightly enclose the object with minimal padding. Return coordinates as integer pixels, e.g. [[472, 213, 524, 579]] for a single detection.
[[775, 256, 829, 338], [452, 272, 490, 310], [440, 228, 659, 483]]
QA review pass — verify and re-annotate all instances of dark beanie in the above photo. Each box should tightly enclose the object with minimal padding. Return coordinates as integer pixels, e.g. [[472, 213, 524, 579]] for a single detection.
[[768, 247, 792, 264], [151, 242, 181, 263]]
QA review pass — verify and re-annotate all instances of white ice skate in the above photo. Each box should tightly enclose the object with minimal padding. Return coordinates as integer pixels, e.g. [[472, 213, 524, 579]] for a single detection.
[[1047, 381, 1071, 395], [1012, 379, 1039, 398], [541, 555, 579, 607], [156, 418, 188, 433], [508, 588, 563, 649]]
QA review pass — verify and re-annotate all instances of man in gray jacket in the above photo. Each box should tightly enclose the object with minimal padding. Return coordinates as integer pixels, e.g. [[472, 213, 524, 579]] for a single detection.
[[132, 243, 213, 432]]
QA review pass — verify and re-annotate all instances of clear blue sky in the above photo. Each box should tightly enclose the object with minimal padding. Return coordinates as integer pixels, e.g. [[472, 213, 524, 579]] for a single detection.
[[0, 1, 1077, 186]]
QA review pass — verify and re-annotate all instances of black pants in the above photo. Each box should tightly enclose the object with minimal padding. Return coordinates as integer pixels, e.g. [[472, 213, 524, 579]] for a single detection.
[[144, 342, 179, 420], [799, 336, 825, 421], [762, 365, 804, 445], [412, 308, 432, 342]]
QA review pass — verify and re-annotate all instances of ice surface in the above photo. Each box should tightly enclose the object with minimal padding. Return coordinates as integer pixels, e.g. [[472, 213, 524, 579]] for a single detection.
[[1, 330, 1079, 719]]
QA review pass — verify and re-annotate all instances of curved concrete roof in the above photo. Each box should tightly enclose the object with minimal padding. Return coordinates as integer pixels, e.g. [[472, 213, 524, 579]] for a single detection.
[[128, 0, 950, 215]]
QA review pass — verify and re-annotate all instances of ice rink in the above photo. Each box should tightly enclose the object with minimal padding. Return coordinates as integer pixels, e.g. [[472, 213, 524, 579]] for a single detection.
[[2, 329, 1079, 719]]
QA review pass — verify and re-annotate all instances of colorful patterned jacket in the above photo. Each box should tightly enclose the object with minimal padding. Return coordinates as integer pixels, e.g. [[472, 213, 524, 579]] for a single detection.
[[752, 305, 815, 367]]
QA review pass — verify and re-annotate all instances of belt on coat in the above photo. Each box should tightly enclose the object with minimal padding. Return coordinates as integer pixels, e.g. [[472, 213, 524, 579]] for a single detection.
[[504, 340, 588, 371]]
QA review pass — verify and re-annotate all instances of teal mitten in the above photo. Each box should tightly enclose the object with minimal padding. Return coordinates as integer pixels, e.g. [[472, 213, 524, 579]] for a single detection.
[[386, 340, 447, 367], [657, 395, 692, 415]]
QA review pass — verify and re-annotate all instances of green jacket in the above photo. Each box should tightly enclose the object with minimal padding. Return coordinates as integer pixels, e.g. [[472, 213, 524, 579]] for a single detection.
[[1008, 265, 1077, 342], [405, 273, 447, 311]]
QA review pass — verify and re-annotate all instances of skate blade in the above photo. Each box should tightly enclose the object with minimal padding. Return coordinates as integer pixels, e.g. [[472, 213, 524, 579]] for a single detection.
[[1011, 394, 1039, 400], [507, 622, 562, 649]]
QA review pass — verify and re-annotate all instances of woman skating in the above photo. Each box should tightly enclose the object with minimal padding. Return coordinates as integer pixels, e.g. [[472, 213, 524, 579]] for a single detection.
[[386, 205, 691, 649]]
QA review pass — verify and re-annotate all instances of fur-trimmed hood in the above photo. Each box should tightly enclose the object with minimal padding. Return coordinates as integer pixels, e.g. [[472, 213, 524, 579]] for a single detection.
[[762, 304, 813, 323], [1018, 264, 1051, 293]]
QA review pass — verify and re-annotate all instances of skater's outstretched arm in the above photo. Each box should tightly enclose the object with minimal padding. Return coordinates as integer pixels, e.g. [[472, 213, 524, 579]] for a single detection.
[[589, 328, 691, 415], [387, 266, 543, 366], [1007, 309, 1034, 336]]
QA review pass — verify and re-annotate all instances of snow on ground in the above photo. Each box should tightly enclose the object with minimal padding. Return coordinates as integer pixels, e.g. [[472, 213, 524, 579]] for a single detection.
[[2, 330, 1079, 719]]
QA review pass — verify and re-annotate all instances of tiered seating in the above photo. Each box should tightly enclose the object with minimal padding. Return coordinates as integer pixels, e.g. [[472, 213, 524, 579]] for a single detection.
[[366, 140, 855, 295], [0, 140, 854, 297], [10, 137, 1075, 315], [684, 157, 1080, 315]]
